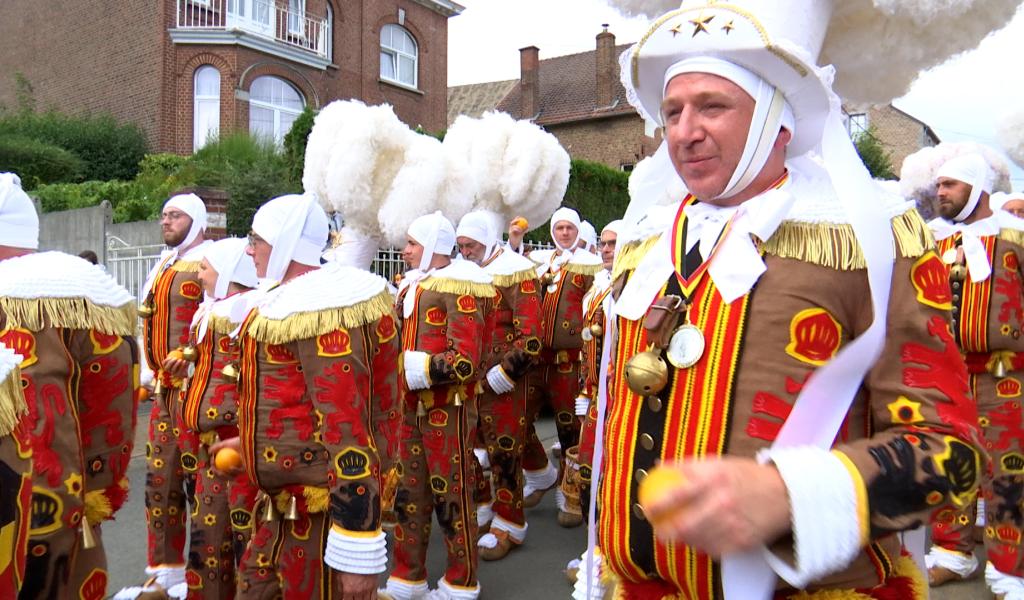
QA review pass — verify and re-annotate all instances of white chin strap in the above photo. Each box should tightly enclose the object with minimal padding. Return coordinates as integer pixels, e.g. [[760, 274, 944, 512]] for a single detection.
[[716, 86, 788, 200], [953, 185, 983, 223]]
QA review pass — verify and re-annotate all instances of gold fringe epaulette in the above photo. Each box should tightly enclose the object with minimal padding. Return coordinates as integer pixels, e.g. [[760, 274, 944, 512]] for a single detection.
[[0, 367, 27, 437], [170, 260, 201, 273], [1000, 228, 1024, 248], [760, 209, 934, 270], [0, 296, 137, 336], [562, 261, 603, 276], [419, 276, 496, 298], [245, 290, 394, 345], [84, 488, 114, 524], [612, 235, 660, 281], [209, 314, 236, 335], [491, 267, 538, 288]]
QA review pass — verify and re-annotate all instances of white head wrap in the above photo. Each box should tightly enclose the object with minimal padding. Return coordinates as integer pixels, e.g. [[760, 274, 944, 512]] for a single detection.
[[936, 153, 995, 223], [164, 193, 208, 249], [663, 58, 796, 201], [579, 221, 598, 252], [252, 194, 328, 283], [550, 207, 582, 251], [204, 237, 258, 300], [408, 211, 456, 272], [322, 226, 380, 271], [456, 210, 501, 262], [0, 173, 39, 250], [602, 220, 625, 236]]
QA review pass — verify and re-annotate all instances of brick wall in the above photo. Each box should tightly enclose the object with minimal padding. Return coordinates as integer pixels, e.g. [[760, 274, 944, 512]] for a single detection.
[[857, 105, 936, 174], [549, 114, 658, 170], [0, 1, 163, 146], [2, 0, 451, 154]]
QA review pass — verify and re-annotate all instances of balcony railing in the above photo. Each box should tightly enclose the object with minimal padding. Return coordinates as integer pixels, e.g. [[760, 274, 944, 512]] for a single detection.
[[175, 0, 330, 60]]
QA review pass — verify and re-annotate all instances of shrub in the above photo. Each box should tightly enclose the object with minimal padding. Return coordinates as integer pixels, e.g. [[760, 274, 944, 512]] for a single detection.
[[0, 111, 148, 181], [854, 126, 897, 180], [283, 107, 316, 185], [0, 135, 85, 189], [527, 159, 630, 245]]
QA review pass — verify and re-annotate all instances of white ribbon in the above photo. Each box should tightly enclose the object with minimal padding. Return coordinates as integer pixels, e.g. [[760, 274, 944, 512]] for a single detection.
[[929, 216, 999, 282], [398, 268, 434, 319]]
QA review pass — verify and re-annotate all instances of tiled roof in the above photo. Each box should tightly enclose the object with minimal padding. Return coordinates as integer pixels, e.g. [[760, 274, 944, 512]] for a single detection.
[[446, 79, 518, 127], [495, 44, 638, 125]]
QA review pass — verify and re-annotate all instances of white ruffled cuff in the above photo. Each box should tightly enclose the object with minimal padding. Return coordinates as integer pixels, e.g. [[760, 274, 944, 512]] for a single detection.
[[491, 515, 528, 543], [403, 350, 432, 391], [486, 364, 515, 394], [438, 578, 481, 600], [575, 396, 590, 416], [473, 447, 490, 470], [323, 528, 387, 575], [571, 548, 606, 600], [477, 502, 494, 527], [926, 546, 978, 577], [383, 577, 429, 600], [987, 561, 1024, 599], [758, 447, 866, 589], [522, 461, 559, 496]]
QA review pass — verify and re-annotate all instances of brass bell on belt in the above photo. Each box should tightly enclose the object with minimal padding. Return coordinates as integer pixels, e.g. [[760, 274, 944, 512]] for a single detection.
[[284, 495, 300, 521], [624, 351, 669, 396], [81, 517, 97, 549], [453, 391, 463, 407], [589, 323, 604, 338], [540, 272, 554, 286], [261, 498, 279, 522], [181, 345, 198, 362], [221, 363, 240, 381], [949, 264, 968, 282], [152, 378, 165, 398], [416, 399, 427, 418], [137, 303, 154, 319], [994, 359, 1009, 379]]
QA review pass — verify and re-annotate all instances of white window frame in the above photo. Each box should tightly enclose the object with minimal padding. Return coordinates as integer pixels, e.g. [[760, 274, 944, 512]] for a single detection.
[[248, 76, 305, 147], [288, 0, 306, 36], [847, 112, 869, 137], [380, 24, 418, 89], [193, 65, 221, 151]]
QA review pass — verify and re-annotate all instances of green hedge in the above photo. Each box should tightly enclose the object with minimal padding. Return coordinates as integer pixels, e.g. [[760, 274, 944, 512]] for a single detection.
[[0, 135, 85, 189], [283, 107, 316, 184], [527, 159, 630, 244], [0, 111, 148, 181]]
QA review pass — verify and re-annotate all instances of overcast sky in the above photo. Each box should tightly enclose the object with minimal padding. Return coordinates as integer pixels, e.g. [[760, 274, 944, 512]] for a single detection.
[[447, 0, 1024, 190]]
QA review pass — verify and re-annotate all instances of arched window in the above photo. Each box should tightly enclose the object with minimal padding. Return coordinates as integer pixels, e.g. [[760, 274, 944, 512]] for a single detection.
[[193, 66, 220, 151], [248, 76, 305, 146], [380, 24, 418, 88]]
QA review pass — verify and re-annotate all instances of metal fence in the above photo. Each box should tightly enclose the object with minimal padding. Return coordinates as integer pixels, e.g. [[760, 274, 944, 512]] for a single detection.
[[105, 241, 556, 301]]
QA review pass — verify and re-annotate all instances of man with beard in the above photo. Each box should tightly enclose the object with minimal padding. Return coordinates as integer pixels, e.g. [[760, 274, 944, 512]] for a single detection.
[[385, 212, 493, 600], [924, 153, 1024, 599], [122, 193, 212, 599], [520, 208, 602, 511], [455, 210, 543, 561], [231, 194, 400, 599], [0, 173, 139, 599]]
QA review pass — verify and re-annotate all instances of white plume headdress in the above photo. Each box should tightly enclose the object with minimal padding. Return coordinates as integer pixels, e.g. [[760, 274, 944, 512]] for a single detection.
[[999, 106, 1024, 168], [442, 111, 570, 234]]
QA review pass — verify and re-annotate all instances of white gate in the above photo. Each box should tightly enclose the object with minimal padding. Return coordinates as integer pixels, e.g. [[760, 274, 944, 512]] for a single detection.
[[106, 236, 165, 300]]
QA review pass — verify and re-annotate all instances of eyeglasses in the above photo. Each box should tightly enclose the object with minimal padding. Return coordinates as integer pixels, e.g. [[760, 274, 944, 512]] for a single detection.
[[598, 240, 617, 248], [247, 231, 267, 247]]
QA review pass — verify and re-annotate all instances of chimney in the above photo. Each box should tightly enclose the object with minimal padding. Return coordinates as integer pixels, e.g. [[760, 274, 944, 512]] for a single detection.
[[596, 24, 616, 108], [519, 46, 540, 119]]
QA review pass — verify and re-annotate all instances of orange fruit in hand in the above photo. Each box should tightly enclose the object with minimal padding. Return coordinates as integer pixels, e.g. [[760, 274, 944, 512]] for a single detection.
[[166, 349, 184, 361], [638, 465, 687, 525], [214, 447, 243, 471], [511, 217, 529, 230]]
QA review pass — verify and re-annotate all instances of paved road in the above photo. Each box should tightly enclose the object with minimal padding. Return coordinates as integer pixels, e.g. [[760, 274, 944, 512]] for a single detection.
[[102, 404, 987, 599]]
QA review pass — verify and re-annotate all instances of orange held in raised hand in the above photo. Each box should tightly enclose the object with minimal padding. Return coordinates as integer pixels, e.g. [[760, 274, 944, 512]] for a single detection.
[[511, 217, 529, 231]]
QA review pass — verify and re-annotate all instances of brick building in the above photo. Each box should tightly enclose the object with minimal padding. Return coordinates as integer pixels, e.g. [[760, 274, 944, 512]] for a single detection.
[[843, 104, 941, 172], [448, 26, 659, 171], [0, 0, 462, 154]]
